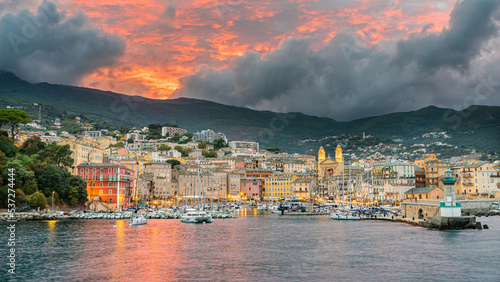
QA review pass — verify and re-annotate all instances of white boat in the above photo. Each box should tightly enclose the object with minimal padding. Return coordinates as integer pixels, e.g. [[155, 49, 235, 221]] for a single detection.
[[256, 204, 266, 211], [129, 214, 148, 226], [330, 212, 361, 220], [180, 209, 213, 224]]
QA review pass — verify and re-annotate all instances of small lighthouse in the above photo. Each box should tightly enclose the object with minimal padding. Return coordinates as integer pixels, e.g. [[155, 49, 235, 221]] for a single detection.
[[439, 168, 462, 217]]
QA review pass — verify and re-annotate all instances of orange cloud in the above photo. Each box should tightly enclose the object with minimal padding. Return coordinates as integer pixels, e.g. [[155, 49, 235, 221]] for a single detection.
[[67, 0, 457, 99]]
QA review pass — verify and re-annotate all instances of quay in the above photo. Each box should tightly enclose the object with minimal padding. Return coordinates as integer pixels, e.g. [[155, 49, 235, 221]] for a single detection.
[[364, 215, 483, 230], [0, 211, 238, 222]]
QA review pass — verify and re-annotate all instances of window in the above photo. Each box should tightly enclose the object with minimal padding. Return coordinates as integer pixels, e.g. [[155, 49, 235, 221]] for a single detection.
[[86, 168, 89, 174], [109, 190, 112, 195], [80, 168, 84, 174], [91, 183, 95, 187], [99, 190, 103, 195]]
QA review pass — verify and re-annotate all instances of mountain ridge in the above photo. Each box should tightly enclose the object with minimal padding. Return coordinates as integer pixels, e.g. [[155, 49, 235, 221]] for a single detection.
[[1, 70, 498, 154]]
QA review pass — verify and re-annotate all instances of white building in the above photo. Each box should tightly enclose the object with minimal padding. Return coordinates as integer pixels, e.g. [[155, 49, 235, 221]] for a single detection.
[[229, 141, 259, 152], [192, 129, 227, 143]]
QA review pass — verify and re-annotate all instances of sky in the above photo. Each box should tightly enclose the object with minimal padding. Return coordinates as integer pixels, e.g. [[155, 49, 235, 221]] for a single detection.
[[1, 0, 499, 121]]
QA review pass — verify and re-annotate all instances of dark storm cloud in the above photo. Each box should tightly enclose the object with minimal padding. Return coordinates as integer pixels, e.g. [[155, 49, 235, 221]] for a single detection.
[[392, 0, 500, 72], [0, 1, 125, 85], [173, 0, 500, 121]]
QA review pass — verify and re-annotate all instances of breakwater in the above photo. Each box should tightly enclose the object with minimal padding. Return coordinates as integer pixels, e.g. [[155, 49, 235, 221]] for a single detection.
[[0, 211, 238, 222]]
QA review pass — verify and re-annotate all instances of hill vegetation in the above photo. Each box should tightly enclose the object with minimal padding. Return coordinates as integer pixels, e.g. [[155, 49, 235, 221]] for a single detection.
[[1, 70, 498, 155]]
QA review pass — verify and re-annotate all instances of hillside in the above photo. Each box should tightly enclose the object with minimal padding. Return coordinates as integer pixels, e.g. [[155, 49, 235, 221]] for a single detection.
[[1, 70, 499, 154]]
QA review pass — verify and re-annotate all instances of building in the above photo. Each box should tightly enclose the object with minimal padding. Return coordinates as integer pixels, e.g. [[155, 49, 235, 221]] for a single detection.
[[291, 178, 314, 199], [453, 162, 500, 196], [142, 162, 174, 201], [240, 177, 262, 200], [318, 145, 343, 179], [162, 126, 187, 137], [419, 158, 450, 187], [372, 161, 417, 203], [415, 167, 426, 188], [263, 173, 298, 200], [228, 171, 242, 200], [58, 138, 104, 174], [404, 187, 444, 200], [83, 131, 102, 138], [77, 163, 135, 209], [192, 129, 227, 143], [228, 141, 259, 152]]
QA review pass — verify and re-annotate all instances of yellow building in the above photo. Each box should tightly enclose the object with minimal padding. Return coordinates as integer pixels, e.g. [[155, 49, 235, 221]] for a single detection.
[[58, 138, 104, 174], [415, 154, 437, 168], [264, 174, 298, 200], [422, 160, 449, 187]]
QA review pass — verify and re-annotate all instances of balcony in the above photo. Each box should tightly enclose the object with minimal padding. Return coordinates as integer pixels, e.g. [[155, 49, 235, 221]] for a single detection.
[[462, 181, 473, 186], [490, 173, 500, 178], [463, 173, 473, 178]]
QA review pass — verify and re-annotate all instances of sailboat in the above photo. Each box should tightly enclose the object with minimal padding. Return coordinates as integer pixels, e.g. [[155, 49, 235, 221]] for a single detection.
[[129, 209, 148, 226], [180, 159, 213, 224]]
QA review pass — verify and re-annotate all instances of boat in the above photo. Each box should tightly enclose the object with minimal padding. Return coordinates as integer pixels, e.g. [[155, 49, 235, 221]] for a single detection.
[[180, 209, 213, 224], [129, 214, 148, 226], [330, 211, 362, 220]]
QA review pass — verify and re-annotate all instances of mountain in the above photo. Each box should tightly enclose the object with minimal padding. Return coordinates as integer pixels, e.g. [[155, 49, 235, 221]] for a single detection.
[[1, 70, 499, 154]]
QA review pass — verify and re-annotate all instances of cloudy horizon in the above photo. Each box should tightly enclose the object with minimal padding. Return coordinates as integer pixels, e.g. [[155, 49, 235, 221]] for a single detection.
[[1, 0, 499, 121]]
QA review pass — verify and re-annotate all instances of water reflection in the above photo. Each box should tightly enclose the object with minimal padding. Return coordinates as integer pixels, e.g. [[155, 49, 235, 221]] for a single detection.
[[1, 216, 499, 281]]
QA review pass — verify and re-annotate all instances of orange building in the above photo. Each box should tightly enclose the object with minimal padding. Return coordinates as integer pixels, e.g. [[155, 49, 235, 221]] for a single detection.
[[77, 163, 135, 210]]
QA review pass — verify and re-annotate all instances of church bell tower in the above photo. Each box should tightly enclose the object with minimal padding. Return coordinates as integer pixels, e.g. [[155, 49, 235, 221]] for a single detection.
[[318, 146, 325, 164], [335, 144, 343, 163]]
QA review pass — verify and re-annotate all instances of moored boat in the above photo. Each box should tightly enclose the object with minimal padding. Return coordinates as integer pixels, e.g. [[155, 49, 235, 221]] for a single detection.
[[330, 211, 362, 220], [180, 209, 213, 224], [129, 214, 148, 225]]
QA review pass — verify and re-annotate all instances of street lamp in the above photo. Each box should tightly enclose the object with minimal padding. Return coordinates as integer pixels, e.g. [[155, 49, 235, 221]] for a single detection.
[[52, 191, 55, 215]]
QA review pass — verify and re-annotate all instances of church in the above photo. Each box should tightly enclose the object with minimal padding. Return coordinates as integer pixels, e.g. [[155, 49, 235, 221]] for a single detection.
[[318, 145, 343, 179]]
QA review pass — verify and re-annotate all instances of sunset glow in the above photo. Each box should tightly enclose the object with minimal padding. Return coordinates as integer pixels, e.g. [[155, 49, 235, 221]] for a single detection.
[[54, 0, 455, 98]]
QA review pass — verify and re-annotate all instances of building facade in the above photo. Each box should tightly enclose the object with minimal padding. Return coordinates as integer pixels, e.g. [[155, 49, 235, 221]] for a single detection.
[[77, 163, 135, 209]]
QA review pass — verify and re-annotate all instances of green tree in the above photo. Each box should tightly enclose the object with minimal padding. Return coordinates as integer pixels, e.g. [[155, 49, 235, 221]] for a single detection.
[[198, 142, 207, 149], [0, 135, 19, 157], [265, 146, 280, 153], [213, 138, 226, 150], [127, 138, 134, 144], [20, 136, 45, 156], [202, 149, 209, 156], [21, 179, 38, 195], [2, 160, 35, 189], [165, 159, 180, 167], [39, 142, 74, 168], [110, 142, 125, 148], [158, 144, 171, 151], [37, 164, 69, 198], [182, 147, 193, 157], [14, 189, 26, 207], [27, 191, 47, 209], [0, 109, 32, 141], [68, 175, 88, 204], [174, 145, 183, 153]]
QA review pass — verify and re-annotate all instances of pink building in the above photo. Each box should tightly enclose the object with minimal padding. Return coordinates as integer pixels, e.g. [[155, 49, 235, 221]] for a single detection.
[[240, 177, 262, 200]]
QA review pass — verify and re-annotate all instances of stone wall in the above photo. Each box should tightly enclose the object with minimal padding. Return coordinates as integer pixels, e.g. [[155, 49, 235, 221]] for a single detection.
[[422, 216, 477, 230], [401, 202, 440, 220]]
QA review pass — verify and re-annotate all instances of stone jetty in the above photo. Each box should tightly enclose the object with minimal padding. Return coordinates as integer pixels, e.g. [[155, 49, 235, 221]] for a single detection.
[[0, 211, 238, 222]]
